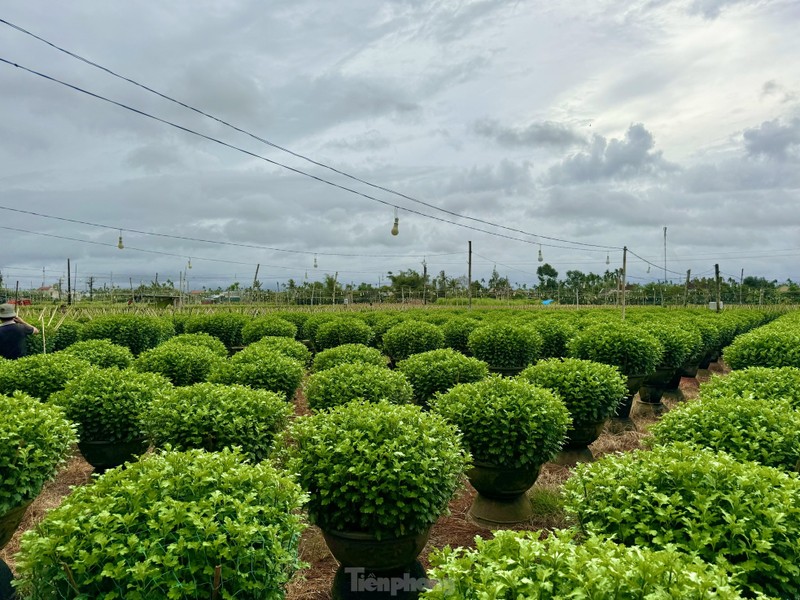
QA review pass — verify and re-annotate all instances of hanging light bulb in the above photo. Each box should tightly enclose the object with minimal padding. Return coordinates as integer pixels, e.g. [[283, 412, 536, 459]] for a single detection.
[[391, 207, 399, 236], [117, 229, 124, 250], [605, 252, 610, 265], [537, 244, 543, 262], [646, 264, 651, 274], [187, 258, 192, 269], [313, 254, 318, 269]]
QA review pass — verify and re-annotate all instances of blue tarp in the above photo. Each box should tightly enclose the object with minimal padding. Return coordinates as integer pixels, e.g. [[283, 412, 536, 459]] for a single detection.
[[542, 299, 554, 305]]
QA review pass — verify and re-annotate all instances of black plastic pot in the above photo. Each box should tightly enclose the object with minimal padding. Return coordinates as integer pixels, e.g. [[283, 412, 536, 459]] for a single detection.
[[554, 419, 606, 466], [614, 375, 648, 420], [78, 438, 149, 473], [466, 461, 541, 525], [0, 500, 33, 551], [323, 529, 430, 572]]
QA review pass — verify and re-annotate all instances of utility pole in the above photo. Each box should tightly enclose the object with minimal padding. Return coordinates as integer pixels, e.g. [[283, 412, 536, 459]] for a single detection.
[[663, 226, 667, 284], [422, 258, 428, 305], [67, 259, 72, 306], [87, 276, 94, 302], [252, 264, 260, 290], [683, 269, 691, 307], [714, 264, 721, 313], [129, 277, 134, 303], [621, 246, 628, 320], [467, 241, 473, 310], [739, 268, 744, 305]]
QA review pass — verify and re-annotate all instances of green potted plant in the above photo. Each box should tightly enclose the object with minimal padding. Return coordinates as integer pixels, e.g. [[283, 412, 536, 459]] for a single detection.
[[528, 319, 576, 359], [564, 443, 800, 598], [519, 358, 626, 464], [248, 336, 312, 366], [1, 392, 76, 550], [723, 326, 800, 369], [184, 312, 249, 350], [279, 400, 468, 581], [159, 332, 229, 357], [209, 345, 304, 400], [467, 323, 543, 374], [81, 314, 174, 355], [430, 376, 569, 524], [383, 320, 444, 364], [0, 353, 93, 401], [241, 315, 298, 345], [397, 348, 488, 405], [568, 322, 662, 424], [647, 395, 800, 471], [304, 362, 413, 411], [699, 366, 800, 408], [49, 367, 173, 472], [60, 339, 134, 369], [441, 317, 482, 354], [427, 530, 746, 599], [636, 323, 697, 413], [312, 343, 388, 372], [314, 317, 374, 350], [133, 343, 224, 386], [14, 447, 306, 599], [143, 383, 293, 462]]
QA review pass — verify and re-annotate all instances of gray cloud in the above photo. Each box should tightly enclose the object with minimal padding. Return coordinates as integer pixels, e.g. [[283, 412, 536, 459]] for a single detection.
[[473, 118, 585, 148], [742, 117, 800, 161], [686, 0, 760, 19], [761, 80, 797, 103], [546, 124, 678, 184]]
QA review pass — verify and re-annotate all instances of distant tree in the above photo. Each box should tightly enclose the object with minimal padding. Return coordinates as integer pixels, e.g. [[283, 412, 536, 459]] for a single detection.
[[536, 263, 559, 291]]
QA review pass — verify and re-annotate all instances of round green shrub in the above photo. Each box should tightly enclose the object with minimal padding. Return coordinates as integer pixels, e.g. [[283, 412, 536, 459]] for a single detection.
[[304, 363, 413, 411], [313, 317, 374, 350], [700, 366, 800, 408], [209, 347, 304, 400], [1, 392, 77, 515], [568, 322, 663, 376], [442, 317, 482, 354], [183, 313, 249, 349], [159, 332, 228, 358], [50, 367, 172, 443], [467, 323, 543, 370], [528, 319, 576, 359], [0, 353, 93, 401], [641, 322, 701, 369], [60, 339, 134, 369], [14, 447, 305, 599], [430, 375, 569, 468], [272, 311, 309, 338], [171, 312, 190, 335], [519, 358, 627, 426], [723, 326, 800, 369], [81, 314, 174, 355], [26, 320, 82, 355], [564, 443, 800, 597], [312, 343, 387, 372], [248, 336, 312, 366], [647, 395, 800, 471], [133, 343, 223, 386], [280, 400, 469, 539], [241, 316, 298, 345], [143, 383, 292, 462], [301, 312, 338, 342], [383, 320, 444, 360], [397, 348, 488, 404], [427, 529, 746, 600]]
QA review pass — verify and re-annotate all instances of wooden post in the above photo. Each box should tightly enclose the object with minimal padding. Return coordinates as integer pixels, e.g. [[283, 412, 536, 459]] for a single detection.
[[467, 241, 472, 310], [683, 269, 691, 307], [715, 264, 721, 312], [621, 246, 627, 320], [67, 259, 72, 306]]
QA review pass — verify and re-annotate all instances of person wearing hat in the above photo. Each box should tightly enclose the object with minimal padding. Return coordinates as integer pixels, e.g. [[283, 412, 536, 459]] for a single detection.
[[0, 303, 39, 360]]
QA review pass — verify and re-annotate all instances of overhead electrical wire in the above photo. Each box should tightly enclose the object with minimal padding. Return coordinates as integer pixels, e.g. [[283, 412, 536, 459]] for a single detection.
[[0, 204, 460, 259], [0, 17, 618, 252]]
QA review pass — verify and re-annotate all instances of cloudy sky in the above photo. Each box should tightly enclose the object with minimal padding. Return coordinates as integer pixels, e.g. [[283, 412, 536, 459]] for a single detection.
[[1, 0, 799, 292]]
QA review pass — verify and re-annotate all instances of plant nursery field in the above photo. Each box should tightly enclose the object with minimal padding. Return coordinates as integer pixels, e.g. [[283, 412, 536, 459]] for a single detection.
[[2, 305, 799, 599]]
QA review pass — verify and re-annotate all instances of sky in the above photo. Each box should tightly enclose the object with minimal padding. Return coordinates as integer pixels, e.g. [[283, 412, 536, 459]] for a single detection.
[[0, 0, 799, 292]]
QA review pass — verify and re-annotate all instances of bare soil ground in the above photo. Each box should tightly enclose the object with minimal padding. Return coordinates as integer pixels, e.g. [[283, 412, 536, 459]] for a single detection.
[[1, 361, 729, 598]]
